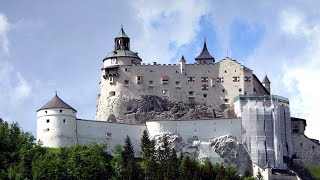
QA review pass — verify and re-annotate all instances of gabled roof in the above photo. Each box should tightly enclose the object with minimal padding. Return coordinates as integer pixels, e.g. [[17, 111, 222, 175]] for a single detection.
[[116, 26, 129, 38], [37, 94, 77, 112], [262, 75, 270, 83], [195, 40, 215, 62]]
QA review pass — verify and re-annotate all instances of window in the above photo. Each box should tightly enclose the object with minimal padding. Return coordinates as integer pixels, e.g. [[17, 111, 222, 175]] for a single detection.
[[60, 110, 63, 113], [136, 74, 142, 83], [45, 111, 47, 114], [176, 81, 181, 88], [239, 88, 242, 92], [188, 77, 195, 82], [224, 70, 227, 73], [161, 76, 169, 85], [106, 132, 112, 138], [124, 80, 130, 86], [203, 94, 207, 98], [233, 76, 240, 82], [63, 119, 66, 123], [109, 76, 114, 84], [216, 77, 224, 83], [109, 91, 115, 97], [222, 89, 225, 93], [125, 67, 131, 72], [224, 99, 229, 103], [245, 76, 251, 82], [149, 80, 154, 86], [201, 77, 208, 82], [46, 119, 50, 123], [201, 84, 209, 90], [44, 128, 49, 132], [132, 60, 136, 64], [188, 91, 195, 98], [161, 89, 169, 96]]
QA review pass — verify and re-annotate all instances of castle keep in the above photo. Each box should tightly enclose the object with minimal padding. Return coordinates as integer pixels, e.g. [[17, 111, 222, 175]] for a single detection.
[[37, 27, 320, 179]]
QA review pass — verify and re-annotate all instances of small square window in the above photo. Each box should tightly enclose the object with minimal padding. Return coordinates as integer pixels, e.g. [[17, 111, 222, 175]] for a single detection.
[[201, 77, 208, 82], [188, 91, 195, 97], [47, 119, 50, 123], [63, 119, 66, 123], [60, 110, 63, 113], [225, 70, 227, 73], [124, 80, 130, 86], [203, 94, 207, 98], [149, 81, 154, 86], [176, 81, 181, 88], [188, 77, 195, 82], [125, 67, 131, 72], [201, 84, 209, 90], [224, 99, 229, 103], [45, 111, 47, 114], [161, 89, 169, 96], [106, 132, 112, 137]]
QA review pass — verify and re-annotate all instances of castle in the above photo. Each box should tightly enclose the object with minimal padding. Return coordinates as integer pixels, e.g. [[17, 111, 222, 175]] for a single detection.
[[37, 27, 320, 179]]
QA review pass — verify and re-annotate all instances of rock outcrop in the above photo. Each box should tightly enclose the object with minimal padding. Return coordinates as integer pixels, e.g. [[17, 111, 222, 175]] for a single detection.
[[96, 95, 234, 123], [152, 133, 251, 174]]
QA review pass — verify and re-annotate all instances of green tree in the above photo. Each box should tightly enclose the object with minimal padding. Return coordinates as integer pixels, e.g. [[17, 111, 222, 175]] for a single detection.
[[165, 148, 179, 180], [111, 144, 125, 179], [122, 135, 139, 180], [199, 159, 216, 180]]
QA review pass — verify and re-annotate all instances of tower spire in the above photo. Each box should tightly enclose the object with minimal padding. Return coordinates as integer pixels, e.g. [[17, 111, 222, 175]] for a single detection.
[[195, 38, 215, 64]]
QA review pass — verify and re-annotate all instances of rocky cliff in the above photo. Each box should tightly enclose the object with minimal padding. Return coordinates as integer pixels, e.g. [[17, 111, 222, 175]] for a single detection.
[[153, 133, 252, 174], [96, 95, 235, 123]]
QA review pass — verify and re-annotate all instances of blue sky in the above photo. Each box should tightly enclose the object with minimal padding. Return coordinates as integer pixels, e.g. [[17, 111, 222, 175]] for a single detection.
[[1, 0, 320, 140]]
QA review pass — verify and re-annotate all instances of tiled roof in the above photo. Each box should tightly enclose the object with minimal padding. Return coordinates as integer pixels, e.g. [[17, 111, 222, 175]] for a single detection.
[[37, 94, 76, 112]]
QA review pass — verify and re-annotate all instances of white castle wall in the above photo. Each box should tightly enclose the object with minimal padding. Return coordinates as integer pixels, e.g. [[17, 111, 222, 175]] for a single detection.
[[146, 118, 242, 141], [37, 108, 77, 147], [76, 119, 146, 155]]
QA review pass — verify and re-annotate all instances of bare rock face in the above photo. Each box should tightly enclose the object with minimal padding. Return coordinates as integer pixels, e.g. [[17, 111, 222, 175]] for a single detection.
[[153, 133, 251, 175], [96, 95, 232, 123]]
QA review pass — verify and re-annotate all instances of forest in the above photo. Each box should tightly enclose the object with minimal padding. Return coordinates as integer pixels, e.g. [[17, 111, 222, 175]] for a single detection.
[[0, 120, 269, 180]]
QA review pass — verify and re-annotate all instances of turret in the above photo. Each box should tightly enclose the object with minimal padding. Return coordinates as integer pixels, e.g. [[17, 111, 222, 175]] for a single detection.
[[103, 26, 142, 68], [195, 39, 215, 64], [262, 75, 271, 93], [179, 55, 186, 75], [37, 93, 77, 147]]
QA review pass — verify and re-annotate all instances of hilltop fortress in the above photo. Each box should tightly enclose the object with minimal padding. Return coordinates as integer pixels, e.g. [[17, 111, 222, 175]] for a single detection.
[[37, 28, 320, 179]]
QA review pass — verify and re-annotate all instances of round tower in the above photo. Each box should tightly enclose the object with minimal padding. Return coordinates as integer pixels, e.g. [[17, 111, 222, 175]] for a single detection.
[[37, 93, 77, 148]]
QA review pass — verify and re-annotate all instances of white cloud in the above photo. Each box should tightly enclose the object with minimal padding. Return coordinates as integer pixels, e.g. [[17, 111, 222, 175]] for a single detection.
[[0, 13, 32, 106], [0, 13, 10, 53], [130, 0, 211, 63], [279, 9, 320, 139]]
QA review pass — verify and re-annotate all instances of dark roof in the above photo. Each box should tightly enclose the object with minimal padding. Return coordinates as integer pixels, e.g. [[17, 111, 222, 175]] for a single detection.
[[179, 55, 186, 62], [252, 74, 270, 95], [116, 26, 129, 38], [291, 117, 307, 126], [37, 94, 76, 112], [195, 40, 215, 62], [104, 49, 141, 60], [262, 75, 270, 83]]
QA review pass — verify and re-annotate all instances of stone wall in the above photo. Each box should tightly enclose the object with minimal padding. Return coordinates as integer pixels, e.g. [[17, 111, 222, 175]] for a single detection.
[[292, 133, 320, 165]]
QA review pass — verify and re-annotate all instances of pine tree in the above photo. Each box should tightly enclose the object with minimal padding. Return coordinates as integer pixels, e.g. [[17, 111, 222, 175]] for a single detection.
[[122, 135, 139, 180], [165, 148, 179, 180], [140, 130, 151, 158]]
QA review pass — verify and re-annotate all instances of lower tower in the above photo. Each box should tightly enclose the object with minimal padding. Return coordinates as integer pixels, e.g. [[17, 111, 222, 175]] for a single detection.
[[37, 94, 77, 147]]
